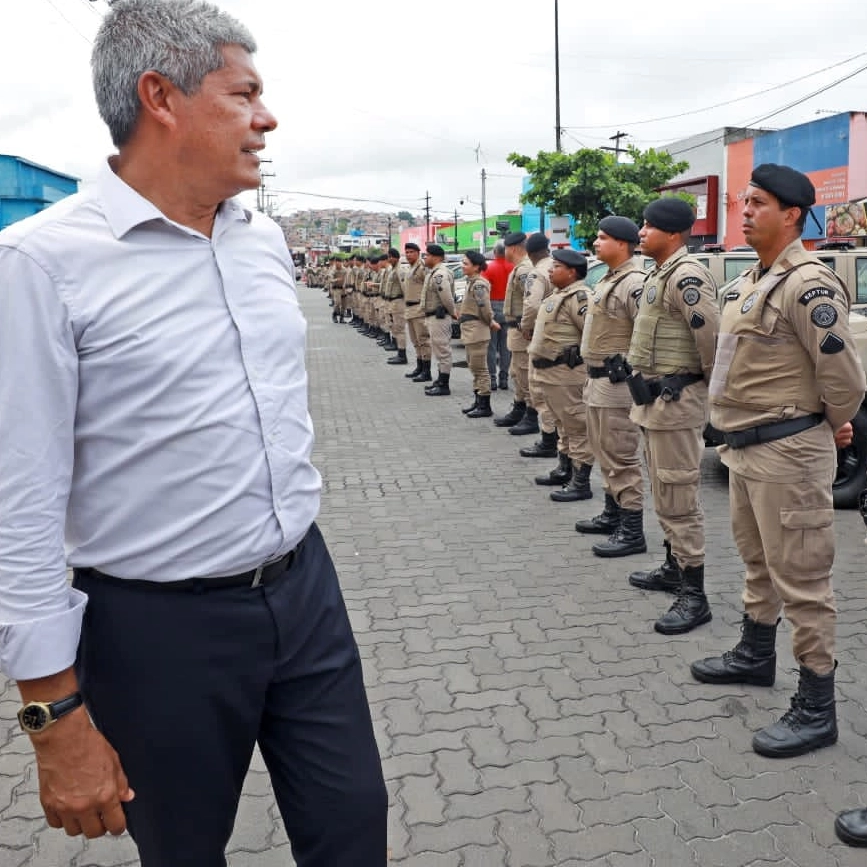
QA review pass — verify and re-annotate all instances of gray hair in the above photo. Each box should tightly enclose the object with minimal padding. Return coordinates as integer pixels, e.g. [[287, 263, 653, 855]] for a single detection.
[[92, 0, 257, 147], [493, 242, 506, 257]]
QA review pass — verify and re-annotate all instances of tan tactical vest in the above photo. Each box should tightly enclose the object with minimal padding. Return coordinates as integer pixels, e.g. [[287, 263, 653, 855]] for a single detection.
[[529, 284, 586, 361], [504, 258, 532, 319], [423, 263, 454, 314], [403, 261, 426, 303], [709, 266, 826, 414], [581, 269, 639, 363], [627, 255, 702, 375], [459, 276, 492, 345]]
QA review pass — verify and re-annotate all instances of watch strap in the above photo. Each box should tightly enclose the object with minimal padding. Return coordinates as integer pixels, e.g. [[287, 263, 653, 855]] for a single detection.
[[49, 691, 84, 721]]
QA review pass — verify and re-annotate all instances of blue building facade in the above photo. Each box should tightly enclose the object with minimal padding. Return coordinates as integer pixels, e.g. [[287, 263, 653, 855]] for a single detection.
[[0, 155, 79, 230]]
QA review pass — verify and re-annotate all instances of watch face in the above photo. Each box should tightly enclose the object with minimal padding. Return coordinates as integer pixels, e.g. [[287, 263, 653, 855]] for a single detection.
[[20, 705, 49, 732]]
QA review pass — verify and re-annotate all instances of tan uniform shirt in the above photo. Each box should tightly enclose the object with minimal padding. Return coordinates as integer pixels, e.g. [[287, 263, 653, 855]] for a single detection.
[[504, 257, 534, 350], [583, 259, 644, 409], [628, 247, 719, 431], [528, 280, 588, 385], [422, 262, 456, 316], [403, 260, 427, 318], [521, 256, 555, 340], [711, 238, 866, 481], [459, 276, 493, 344]]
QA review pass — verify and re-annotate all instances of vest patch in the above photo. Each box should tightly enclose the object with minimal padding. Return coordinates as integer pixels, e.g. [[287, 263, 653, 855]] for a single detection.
[[678, 276, 703, 290], [820, 332, 845, 354], [724, 291, 740, 304], [434, 275, 443, 286], [811, 303, 838, 328], [682, 287, 701, 306], [798, 287, 836, 305], [646, 287, 657, 303], [741, 291, 759, 313], [690, 312, 706, 329], [631, 288, 643, 299], [545, 301, 554, 312]]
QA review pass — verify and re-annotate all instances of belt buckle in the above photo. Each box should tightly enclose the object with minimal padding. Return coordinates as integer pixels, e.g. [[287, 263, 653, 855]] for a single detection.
[[660, 386, 675, 402], [250, 564, 265, 588]]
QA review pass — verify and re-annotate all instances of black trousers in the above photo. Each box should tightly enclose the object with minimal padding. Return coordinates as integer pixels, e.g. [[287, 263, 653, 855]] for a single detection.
[[73, 523, 387, 867]]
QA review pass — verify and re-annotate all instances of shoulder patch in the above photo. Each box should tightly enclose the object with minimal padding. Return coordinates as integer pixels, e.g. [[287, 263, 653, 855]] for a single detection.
[[682, 287, 701, 306], [690, 312, 706, 329], [631, 288, 643, 299], [434, 274, 443, 286], [578, 305, 588, 316], [811, 303, 838, 328], [677, 276, 703, 290], [820, 333, 845, 354], [723, 291, 740, 304], [798, 287, 836, 305], [741, 291, 759, 314]]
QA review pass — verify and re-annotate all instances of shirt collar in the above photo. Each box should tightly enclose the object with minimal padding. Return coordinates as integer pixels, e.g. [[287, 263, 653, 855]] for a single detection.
[[98, 157, 252, 240]]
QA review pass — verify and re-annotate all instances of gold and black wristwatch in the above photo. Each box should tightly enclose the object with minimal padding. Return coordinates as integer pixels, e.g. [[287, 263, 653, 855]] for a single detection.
[[17, 692, 83, 734]]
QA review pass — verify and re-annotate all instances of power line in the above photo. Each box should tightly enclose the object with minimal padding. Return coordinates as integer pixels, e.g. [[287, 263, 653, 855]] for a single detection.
[[268, 190, 422, 210], [562, 51, 867, 131], [42, 0, 93, 43]]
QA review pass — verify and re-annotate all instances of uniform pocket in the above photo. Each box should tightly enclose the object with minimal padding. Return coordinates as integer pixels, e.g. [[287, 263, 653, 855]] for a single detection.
[[779, 507, 834, 576], [656, 467, 700, 517]]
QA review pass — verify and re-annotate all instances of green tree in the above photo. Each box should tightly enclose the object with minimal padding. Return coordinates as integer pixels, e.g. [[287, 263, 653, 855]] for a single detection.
[[397, 210, 416, 226], [507, 145, 689, 245]]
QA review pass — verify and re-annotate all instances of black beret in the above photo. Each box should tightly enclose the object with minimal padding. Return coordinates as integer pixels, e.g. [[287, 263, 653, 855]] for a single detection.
[[552, 248, 586, 270], [388, 247, 400, 258], [425, 243, 445, 257], [405, 242, 420, 251], [503, 231, 527, 247], [464, 249, 486, 268], [526, 232, 549, 254], [598, 215, 640, 244], [643, 198, 695, 233], [750, 163, 816, 208]]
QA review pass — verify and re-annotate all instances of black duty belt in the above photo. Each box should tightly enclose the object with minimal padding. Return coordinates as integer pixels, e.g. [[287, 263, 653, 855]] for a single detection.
[[721, 413, 825, 450], [76, 535, 306, 592], [405, 300, 420, 306], [459, 314, 479, 323], [587, 366, 608, 379], [532, 355, 581, 369], [647, 373, 703, 400]]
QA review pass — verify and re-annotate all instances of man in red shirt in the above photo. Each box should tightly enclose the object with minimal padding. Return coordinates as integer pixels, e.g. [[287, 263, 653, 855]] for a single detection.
[[485, 242, 514, 390]]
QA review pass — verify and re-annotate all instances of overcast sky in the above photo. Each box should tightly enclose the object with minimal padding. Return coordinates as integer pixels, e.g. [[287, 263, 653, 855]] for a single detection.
[[5, 0, 867, 222]]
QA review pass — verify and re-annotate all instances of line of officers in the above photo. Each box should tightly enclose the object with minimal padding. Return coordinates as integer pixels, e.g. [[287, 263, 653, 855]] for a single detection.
[[310, 164, 867, 782]]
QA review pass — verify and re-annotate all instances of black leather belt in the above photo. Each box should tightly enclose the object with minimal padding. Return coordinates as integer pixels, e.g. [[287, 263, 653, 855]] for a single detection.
[[405, 300, 420, 306], [459, 314, 479, 323], [647, 373, 703, 400], [722, 413, 825, 450], [587, 365, 608, 379], [77, 536, 305, 592], [533, 356, 566, 369]]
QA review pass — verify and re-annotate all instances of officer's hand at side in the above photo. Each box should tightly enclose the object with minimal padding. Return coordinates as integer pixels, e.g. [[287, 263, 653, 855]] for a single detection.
[[490, 321, 501, 332], [834, 421, 854, 448], [33, 709, 134, 838]]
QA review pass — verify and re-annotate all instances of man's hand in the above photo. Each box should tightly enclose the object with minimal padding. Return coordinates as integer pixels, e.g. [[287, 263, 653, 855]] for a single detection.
[[490, 321, 501, 332], [835, 421, 854, 448], [33, 709, 134, 838]]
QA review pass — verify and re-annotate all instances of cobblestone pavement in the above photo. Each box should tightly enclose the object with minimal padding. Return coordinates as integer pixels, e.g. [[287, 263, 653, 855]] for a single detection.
[[3, 283, 867, 867]]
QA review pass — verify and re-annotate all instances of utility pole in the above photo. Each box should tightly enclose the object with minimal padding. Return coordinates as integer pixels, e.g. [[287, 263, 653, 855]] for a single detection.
[[554, 0, 561, 154], [453, 208, 459, 253], [257, 159, 274, 212], [602, 131, 629, 163], [480, 168, 487, 254], [424, 191, 431, 242], [387, 214, 392, 248]]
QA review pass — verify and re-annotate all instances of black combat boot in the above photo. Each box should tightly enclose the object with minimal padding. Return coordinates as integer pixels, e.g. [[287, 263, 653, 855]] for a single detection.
[[332, 311, 340, 323], [752, 664, 838, 758], [654, 564, 712, 635], [494, 400, 526, 427], [376, 331, 390, 345], [550, 463, 593, 502], [519, 429, 558, 458], [387, 348, 408, 365], [592, 509, 647, 558], [405, 358, 423, 378], [835, 808, 867, 847], [412, 360, 433, 382], [575, 493, 620, 534], [535, 451, 571, 486], [690, 615, 778, 686], [425, 372, 451, 396], [628, 540, 680, 592], [462, 392, 479, 414], [466, 393, 493, 418], [382, 337, 398, 351], [509, 406, 540, 436]]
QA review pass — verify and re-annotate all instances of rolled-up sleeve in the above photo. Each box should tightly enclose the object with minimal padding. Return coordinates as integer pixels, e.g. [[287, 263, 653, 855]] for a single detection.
[[0, 245, 86, 680]]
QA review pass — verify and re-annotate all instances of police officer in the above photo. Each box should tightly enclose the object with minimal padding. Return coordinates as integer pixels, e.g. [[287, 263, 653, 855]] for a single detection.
[[528, 249, 595, 502], [626, 198, 720, 634], [494, 232, 536, 431], [519, 233, 561, 459], [383, 248, 408, 365], [577, 216, 647, 558], [403, 243, 433, 382], [690, 164, 865, 758], [421, 243, 457, 396], [459, 250, 499, 418], [329, 257, 346, 323]]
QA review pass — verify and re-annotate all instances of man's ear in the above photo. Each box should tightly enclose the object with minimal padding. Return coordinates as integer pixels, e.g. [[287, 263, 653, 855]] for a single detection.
[[136, 70, 182, 132]]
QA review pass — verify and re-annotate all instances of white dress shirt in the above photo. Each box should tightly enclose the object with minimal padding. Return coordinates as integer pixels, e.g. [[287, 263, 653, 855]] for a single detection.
[[0, 161, 321, 680]]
